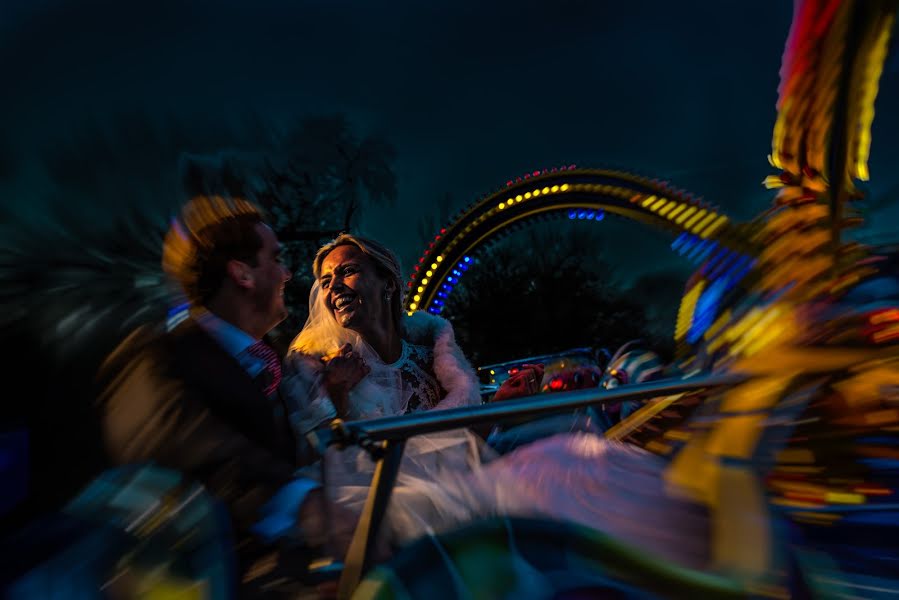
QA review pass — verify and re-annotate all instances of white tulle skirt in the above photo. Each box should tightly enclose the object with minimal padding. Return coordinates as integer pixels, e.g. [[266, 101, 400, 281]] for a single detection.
[[315, 430, 711, 570]]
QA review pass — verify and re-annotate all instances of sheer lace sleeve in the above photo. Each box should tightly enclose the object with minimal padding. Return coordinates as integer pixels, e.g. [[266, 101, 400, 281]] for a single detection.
[[280, 352, 337, 435]]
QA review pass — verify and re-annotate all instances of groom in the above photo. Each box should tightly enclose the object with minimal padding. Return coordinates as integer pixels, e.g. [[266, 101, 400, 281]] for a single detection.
[[97, 195, 343, 594]]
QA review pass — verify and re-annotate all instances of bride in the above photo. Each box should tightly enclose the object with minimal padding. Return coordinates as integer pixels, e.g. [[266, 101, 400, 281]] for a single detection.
[[281, 234, 708, 568], [281, 234, 493, 547]]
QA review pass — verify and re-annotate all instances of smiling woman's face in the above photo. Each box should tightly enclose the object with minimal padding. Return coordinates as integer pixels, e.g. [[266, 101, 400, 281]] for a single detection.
[[319, 244, 391, 333]]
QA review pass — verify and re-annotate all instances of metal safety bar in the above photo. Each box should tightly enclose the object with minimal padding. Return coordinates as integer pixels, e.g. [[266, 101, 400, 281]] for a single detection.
[[328, 372, 746, 598]]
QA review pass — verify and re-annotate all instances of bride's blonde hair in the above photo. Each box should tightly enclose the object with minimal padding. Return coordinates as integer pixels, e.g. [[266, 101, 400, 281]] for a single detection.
[[313, 233, 404, 330]]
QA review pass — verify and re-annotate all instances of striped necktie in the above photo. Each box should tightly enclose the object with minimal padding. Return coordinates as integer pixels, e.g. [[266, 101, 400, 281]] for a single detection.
[[244, 340, 282, 398]]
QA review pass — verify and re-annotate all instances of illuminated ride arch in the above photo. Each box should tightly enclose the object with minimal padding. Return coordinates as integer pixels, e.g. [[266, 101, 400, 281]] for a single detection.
[[404, 167, 753, 341]]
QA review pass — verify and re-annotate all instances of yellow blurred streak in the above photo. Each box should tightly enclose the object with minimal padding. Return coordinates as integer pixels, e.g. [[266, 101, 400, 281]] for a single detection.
[[692, 211, 718, 234], [719, 376, 791, 416], [759, 255, 831, 293], [837, 408, 899, 427], [853, 14, 894, 181], [684, 208, 707, 230], [667, 204, 686, 220], [713, 466, 771, 575], [641, 194, 657, 207], [675, 281, 704, 340], [645, 440, 673, 454], [606, 394, 685, 441], [759, 229, 829, 264], [664, 428, 691, 441], [699, 214, 728, 239], [657, 201, 676, 216], [833, 365, 899, 411], [665, 432, 717, 504], [825, 492, 865, 504], [704, 309, 732, 343], [675, 206, 697, 225], [763, 175, 785, 189], [707, 414, 768, 459], [650, 197, 667, 211]]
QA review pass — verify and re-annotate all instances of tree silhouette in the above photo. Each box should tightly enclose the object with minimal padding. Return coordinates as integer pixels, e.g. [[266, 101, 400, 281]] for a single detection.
[[179, 115, 399, 337], [443, 225, 662, 366], [625, 269, 688, 355]]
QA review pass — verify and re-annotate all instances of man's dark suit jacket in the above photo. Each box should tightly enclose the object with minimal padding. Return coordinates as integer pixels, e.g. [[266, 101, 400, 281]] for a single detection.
[[96, 318, 319, 586]]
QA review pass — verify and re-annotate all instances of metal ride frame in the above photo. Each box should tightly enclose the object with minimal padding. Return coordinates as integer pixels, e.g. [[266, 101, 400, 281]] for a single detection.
[[402, 168, 752, 320], [310, 373, 746, 598], [311, 1, 899, 595]]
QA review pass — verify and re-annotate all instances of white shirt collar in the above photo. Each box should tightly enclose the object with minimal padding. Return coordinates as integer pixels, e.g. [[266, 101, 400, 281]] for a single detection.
[[194, 308, 258, 360]]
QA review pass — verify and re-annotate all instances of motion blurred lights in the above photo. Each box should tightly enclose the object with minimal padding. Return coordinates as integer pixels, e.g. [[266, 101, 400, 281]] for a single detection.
[[567, 209, 605, 221], [688, 278, 726, 344], [700, 214, 729, 238], [671, 232, 689, 251], [684, 208, 708, 230], [667, 204, 687, 220], [676, 206, 697, 225], [656, 201, 674, 216], [676, 280, 705, 341]]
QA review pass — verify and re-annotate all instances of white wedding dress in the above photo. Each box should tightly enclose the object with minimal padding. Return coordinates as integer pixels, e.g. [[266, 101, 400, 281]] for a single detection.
[[281, 287, 709, 568]]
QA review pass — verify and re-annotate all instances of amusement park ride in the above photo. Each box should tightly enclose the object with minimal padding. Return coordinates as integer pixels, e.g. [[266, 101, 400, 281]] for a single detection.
[[5, 0, 899, 598]]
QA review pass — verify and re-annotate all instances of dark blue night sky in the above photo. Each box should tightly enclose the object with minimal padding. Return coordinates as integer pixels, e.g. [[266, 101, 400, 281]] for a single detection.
[[2, 0, 898, 277]]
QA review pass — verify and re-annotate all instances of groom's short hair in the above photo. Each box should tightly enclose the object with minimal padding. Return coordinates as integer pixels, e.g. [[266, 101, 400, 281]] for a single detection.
[[163, 195, 267, 306]]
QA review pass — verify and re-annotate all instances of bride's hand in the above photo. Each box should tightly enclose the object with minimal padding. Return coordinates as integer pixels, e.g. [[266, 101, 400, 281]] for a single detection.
[[322, 344, 370, 417]]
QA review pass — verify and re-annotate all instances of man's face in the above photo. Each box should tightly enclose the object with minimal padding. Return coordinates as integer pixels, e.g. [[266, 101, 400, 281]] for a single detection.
[[250, 223, 291, 330]]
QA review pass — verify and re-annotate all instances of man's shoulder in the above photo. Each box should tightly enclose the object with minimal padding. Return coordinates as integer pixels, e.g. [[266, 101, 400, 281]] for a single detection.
[[99, 318, 211, 375]]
